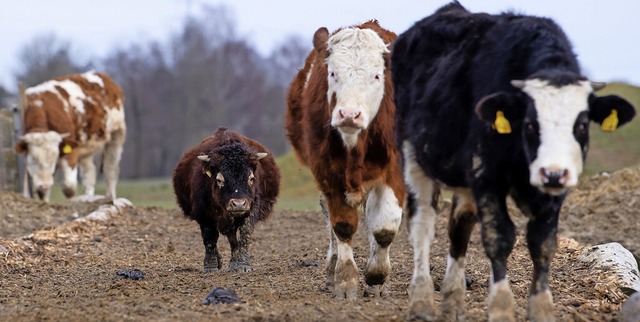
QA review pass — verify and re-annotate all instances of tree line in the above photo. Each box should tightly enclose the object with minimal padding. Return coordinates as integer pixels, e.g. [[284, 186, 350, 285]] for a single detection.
[[1, 5, 308, 179]]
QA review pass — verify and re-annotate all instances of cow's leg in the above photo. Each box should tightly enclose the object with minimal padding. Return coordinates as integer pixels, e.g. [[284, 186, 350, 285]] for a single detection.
[[320, 195, 338, 289], [363, 183, 402, 297], [525, 200, 561, 322], [59, 158, 78, 198], [441, 189, 478, 321], [403, 141, 438, 321], [199, 220, 222, 272], [78, 155, 97, 196], [326, 194, 359, 300], [103, 128, 126, 201], [228, 217, 253, 272], [476, 193, 516, 322]]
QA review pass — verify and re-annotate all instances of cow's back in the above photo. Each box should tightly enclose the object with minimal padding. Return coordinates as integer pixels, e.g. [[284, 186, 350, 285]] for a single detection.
[[24, 72, 125, 156], [392, 3, 581, 187]]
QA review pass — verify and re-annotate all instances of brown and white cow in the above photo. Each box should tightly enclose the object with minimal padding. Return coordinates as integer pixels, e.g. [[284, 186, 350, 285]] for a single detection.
[[15, 71, 126, 203], [286, 20, 405, 299]]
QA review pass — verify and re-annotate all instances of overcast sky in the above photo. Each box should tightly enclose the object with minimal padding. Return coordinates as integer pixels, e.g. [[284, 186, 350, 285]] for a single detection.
[[1, 0, 638, 91]]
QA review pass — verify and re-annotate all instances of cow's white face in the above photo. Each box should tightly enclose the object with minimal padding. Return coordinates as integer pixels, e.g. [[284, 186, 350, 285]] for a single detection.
[[521, 79, 593, 195], [21, 131, 64, 198], [326, 28, 388, 149]]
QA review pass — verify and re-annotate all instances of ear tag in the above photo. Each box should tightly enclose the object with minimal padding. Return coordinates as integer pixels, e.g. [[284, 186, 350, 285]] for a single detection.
[[62, 144, 73, 154], [205, 170, 212, 178], [600, 109, 618, 132], [492, 110, 511, 134]]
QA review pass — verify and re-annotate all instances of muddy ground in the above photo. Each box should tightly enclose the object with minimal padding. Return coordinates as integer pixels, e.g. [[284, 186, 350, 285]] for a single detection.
[[1, 165, 639, 322]]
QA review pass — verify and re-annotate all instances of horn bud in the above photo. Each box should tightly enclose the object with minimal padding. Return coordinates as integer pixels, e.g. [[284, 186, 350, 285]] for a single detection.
[[511, 80, 525, 89], [256, 152, 268, 160], [591, 82, 607, 91], [197, 155, 210, 162]]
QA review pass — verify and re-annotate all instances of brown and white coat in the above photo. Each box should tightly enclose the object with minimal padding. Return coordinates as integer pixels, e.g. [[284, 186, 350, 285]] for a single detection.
[[16, 71, 126, 202], [286, 20, 405, 299]]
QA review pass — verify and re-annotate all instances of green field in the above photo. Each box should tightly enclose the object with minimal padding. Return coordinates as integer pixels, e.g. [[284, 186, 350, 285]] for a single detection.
[[48, 152, 322, 211], [47, 82, 640, 210], [585, 82, 640, 175]]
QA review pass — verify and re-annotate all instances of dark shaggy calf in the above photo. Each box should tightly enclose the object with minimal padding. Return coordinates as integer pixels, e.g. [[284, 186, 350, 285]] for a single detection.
[[172, 128, 280, 272]]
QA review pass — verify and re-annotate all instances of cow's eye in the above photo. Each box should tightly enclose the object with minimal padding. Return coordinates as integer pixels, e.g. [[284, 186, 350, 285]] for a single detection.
[[216, 173, 224, 188], [576, 121, 588, 135], [329, 71, 336, 78], [374, 74, 380, 81], [524, 119, 536, 133]]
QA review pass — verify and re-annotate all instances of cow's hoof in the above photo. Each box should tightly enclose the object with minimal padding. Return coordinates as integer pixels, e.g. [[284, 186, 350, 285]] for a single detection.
[[363, 283, 387, 297], [63, 187, 76, 198], [333, 281, 358, 300], [203, 251, 222, 272], [408, 300, 438, 321], [228, 261, 252, 272]]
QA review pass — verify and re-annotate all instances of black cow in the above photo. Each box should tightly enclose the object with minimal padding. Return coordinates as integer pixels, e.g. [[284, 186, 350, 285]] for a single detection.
[[172, 128, 281, 272], [392, 2, 635, 321]]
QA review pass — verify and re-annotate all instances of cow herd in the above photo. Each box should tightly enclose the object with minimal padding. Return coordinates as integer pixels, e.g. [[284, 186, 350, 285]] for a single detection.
[[13, 2, 636, 322]]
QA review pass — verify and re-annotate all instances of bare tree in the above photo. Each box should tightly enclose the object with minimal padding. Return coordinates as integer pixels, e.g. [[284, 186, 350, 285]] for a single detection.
[[14, 34, 88, 87], [97, 4, 308, 178]]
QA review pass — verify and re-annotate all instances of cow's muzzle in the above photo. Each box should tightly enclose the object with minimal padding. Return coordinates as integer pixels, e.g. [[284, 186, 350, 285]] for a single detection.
[[538, 167, 571, 195], [36, 184, 52, 200], [226, 198, 251, 215]]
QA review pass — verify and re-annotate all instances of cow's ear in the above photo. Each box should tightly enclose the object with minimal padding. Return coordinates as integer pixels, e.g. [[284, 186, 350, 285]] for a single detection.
[[589, 95, 636, 132], [475, 92, 527, 134], [15, 140, 28, 154], [313, 27, 329, 51]]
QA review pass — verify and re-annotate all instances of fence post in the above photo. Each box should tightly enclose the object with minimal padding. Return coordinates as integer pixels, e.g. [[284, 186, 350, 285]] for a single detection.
[[15, 83, 32, 197]]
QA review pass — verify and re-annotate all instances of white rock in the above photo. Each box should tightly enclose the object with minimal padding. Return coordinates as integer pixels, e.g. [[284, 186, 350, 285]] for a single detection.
[[113, 198, 133, 208], [578, 242, 640, 293]]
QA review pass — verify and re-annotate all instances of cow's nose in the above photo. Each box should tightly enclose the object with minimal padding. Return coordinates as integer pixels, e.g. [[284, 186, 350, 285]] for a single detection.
[[228, 198, 250, 212], [539, 168, 569, 188], [339, 109, 361, 121], [36, 185, 51, 200]]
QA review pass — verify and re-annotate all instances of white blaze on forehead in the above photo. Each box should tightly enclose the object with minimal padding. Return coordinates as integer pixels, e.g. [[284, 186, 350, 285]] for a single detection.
[[522, 79, 592, 189], [26, 79, 88, 114], [82, 70, 105, 87], [325, 27, 388, 149]]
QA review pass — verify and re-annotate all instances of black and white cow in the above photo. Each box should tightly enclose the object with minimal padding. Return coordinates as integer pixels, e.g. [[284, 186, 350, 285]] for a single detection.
[[392, 2, 635, 321]]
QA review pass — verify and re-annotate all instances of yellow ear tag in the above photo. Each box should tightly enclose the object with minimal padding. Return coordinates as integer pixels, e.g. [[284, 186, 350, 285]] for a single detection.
[[493, 110, 512, 134], [205, 170, 212, 178], [62, 144, 72, 154], [600, 109, 618, 132]]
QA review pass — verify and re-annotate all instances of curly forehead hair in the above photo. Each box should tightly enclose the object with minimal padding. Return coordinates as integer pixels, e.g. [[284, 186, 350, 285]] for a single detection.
[[210, 143, 257, 171]]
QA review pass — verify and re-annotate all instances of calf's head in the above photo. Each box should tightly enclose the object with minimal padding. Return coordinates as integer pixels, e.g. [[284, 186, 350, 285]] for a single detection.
[[198, 143, 267, 216], [476, 72, 635, 195], [15, 131, 75, 201], [314, 24, 390, 149]]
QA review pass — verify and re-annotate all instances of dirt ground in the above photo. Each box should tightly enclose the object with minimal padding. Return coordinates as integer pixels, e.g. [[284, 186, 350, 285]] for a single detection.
[[1, 165, 639, 322]]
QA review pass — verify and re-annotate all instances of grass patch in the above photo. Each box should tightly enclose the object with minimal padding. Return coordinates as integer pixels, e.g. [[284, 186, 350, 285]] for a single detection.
[[585, 83, 640, 175], [49, 177, 176, 208], [47, 152, 322, 211]]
